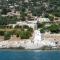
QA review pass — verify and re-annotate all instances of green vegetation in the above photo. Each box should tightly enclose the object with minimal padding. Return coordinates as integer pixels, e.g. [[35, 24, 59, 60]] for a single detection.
[[0, 31, 5, 36], [15, 25, 22, 29], [14, 25, 33, 39], [0, 0, 60, 38], [48, 24, 60, 33], [0, 0, 60, 26], [19, 31, 30, 39], [0, 0, 60, 17], [4, 32, 11, 40], [0, 25, 33, 40], [18, 27, 33, 39], [0, 16, 20, 25], [23, 25, 29, 29], [27, 27, 33, 33], [40, 28, 45, 33], [44, 14, 54, 21], [16, 31, 20, 37], [20, 12, 27, 21], [1, 8, 11, 14], [40, 23, 60, 33], [37, 23, 45, 28]]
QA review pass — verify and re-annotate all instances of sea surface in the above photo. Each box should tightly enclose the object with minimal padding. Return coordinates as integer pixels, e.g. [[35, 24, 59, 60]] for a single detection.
[[0, 50, 60, 60]]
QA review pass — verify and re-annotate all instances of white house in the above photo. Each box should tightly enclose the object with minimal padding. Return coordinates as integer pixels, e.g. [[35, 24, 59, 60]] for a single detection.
[[16, 21, 37, 30], [35, 17, 50, 23], [8, 17, 50, 30], [8, 20, 37, 30]]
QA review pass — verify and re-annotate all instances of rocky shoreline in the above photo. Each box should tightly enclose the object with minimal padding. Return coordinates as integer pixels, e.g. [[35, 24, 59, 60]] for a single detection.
[[0, 40, 56, 49], [0, 30, 58, 50]]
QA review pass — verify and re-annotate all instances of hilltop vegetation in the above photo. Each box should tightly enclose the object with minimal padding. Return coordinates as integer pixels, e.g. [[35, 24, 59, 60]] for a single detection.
[[0, 0, 60, 36], [0, 0, 60, 17]]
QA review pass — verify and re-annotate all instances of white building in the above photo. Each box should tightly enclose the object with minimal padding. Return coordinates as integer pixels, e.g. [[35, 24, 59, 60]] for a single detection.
[[16, 21, 37, 30], [8, 17, 50, 30], [8, 20, 37, 30], [35, 17, 50, 23]]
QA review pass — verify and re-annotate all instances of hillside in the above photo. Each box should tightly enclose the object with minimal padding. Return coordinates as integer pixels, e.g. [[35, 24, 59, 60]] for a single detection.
[[0, 0, 60, 17]]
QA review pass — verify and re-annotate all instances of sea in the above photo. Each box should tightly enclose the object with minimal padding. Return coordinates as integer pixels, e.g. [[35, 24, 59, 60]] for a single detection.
[[0, 50, 60, 60]]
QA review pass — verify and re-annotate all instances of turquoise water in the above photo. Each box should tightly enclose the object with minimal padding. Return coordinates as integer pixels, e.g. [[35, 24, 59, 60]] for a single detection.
[[0, 50, 60, 60]]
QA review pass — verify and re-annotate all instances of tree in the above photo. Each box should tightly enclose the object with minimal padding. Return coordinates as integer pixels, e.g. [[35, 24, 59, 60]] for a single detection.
[[4, 32, 11, 40], [19, 29, 32, 39], [0, 31, 5, 36], [40, 28, 45, 33], [48, 24, 60, 33], [15, 25, 22, 29], [23, 25, 29, 29], [16, 31, 20, 37], [20, 12, 26, 21], [19, 31, 29, 39], [1, 8, 11, 14], [49, 16, 54, 21], [0, 16, 7, 25], [37, 23, 45, 28], [27, 27, 33, 32]]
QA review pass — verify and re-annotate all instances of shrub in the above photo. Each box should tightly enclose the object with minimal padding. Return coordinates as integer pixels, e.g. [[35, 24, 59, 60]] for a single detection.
[[40, 28, 45, 33], [7, 26, 12, 29], [23, 25, 29, 29], [16, 31, 20, 37], [15, 25, 22, 29], [0, 31, 5, 36], [4, 32, 11, 40], [48, 24, 60, 33], [19, 30, 32, 39], [20, 31, 28, 39], [27, 27, 33, 32], [37, 23, 45, 28]]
